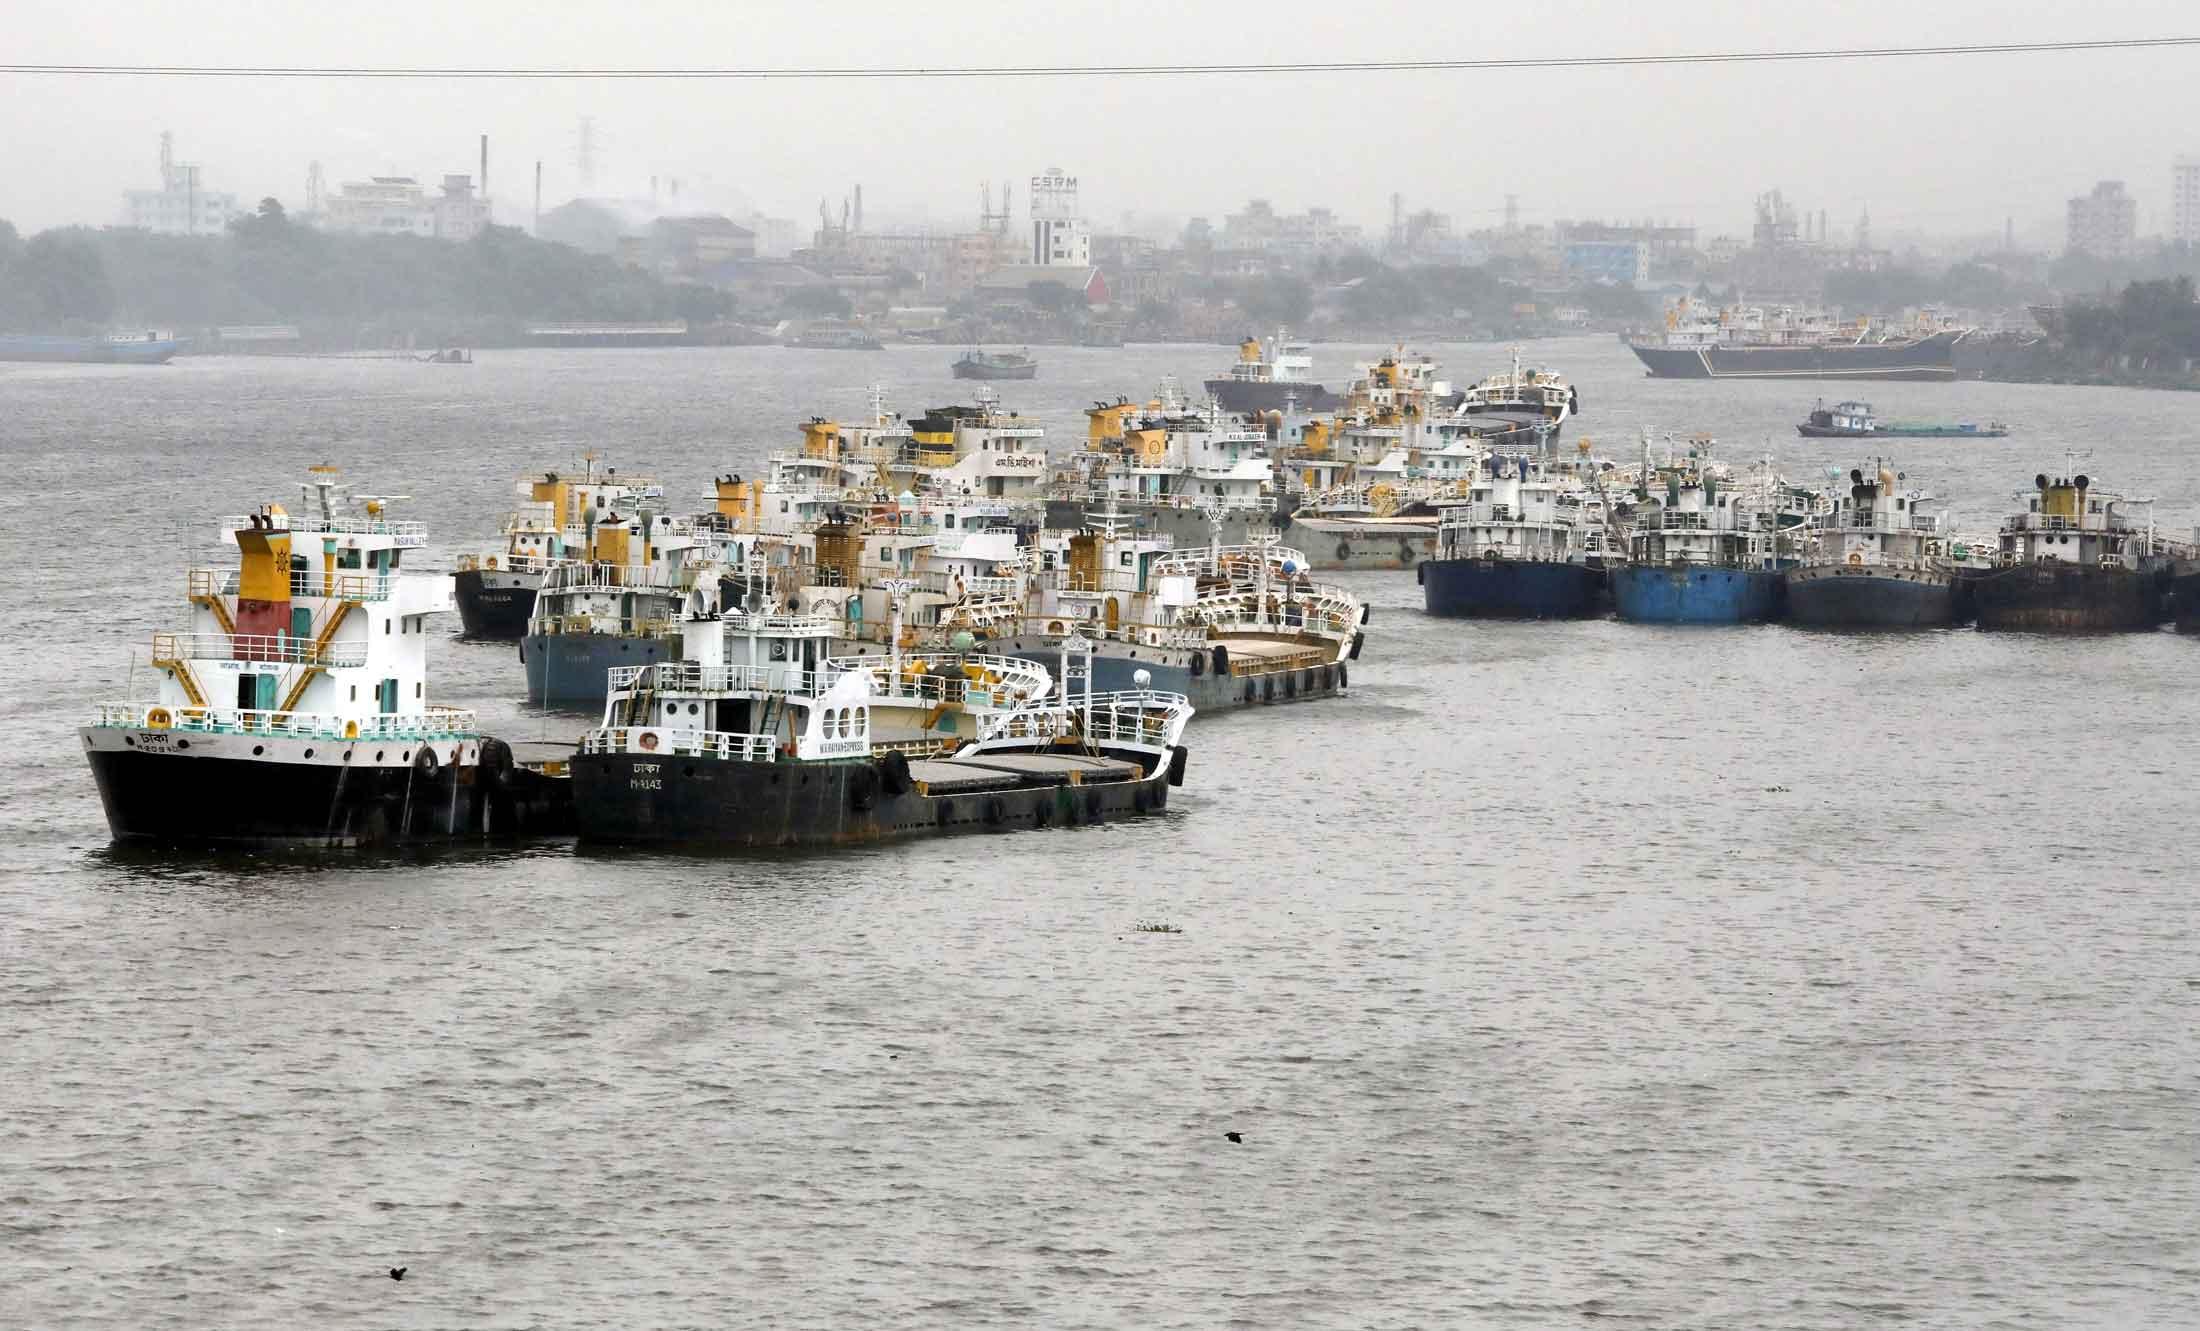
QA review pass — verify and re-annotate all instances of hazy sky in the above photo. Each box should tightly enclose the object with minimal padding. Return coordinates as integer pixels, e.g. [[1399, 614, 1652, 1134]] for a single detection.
[[3, 0, 2195, 244]]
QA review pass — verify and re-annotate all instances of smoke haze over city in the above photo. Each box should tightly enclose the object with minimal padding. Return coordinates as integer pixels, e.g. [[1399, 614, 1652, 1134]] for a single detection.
[[2, 0, 2195, 243]]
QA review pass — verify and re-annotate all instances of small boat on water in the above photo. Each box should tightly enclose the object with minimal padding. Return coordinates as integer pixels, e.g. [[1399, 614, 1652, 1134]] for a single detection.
[[81, 469, 570, 846], [952, 347, 1038, 380], [1785, 462, 1960, 627], [1, 332, 181, 364], [1797, 399, 2008, 439]]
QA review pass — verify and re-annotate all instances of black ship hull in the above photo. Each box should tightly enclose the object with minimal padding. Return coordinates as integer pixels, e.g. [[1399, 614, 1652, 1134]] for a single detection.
[[1419, 557, 1604, 619], [1785, 565, 1955, 627], [453, 569, 539, 640], [2174, 565, 2200, 633], [573, 749, 1178, 848], [82, 734, 572, 847], [1203, 379, 1339, 414], [1970, 562, 2166, 632], [1628, 330, 1964, 381]]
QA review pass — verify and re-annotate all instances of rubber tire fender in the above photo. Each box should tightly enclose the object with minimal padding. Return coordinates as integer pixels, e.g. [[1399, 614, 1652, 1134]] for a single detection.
[[877, 750, 913, 797], [1166, 745, 1189, 787], [1349, 631, 1365, 661]]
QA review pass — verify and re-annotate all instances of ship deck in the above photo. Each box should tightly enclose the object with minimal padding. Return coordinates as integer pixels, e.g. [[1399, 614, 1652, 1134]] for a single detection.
[[911, 753, 1141, 794]]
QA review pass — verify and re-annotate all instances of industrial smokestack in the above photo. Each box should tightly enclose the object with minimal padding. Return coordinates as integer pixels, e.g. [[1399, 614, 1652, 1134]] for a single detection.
[[533, 159, 542, 234], [480, 134, 488, 197]]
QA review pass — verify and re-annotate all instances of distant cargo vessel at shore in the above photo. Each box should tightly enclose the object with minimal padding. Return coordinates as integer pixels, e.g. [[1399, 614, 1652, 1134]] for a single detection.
[[0, 333, 180, 364], [1624, 301, 1965, 381], [1797, 400, 2008, 439], [1204, 331, 1339, 413]]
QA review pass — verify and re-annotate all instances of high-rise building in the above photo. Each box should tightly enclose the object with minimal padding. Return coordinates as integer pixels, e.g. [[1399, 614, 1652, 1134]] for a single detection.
[[122, 132, 239, 235], [1028, 167, 1089, 268], [2066, 180, 2138, 259], [2173, 156, 2200, 246]]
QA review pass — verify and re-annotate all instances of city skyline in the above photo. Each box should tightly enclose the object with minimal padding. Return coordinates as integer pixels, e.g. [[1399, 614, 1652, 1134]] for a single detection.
[[2, 1, 2197, 243]]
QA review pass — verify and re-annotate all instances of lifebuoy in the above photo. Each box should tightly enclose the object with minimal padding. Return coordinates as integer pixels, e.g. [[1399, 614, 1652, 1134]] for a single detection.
[[1847, 552, 1863, 567]]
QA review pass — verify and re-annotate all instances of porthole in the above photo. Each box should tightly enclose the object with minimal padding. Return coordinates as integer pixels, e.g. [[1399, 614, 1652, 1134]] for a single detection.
[[253, 745, 265, 756], [343, 750, 353, 762], [402, 750, 411, 762], [376, 750, 386, 761], [303, 748, 316, 759], [177, 739, 190, 750]]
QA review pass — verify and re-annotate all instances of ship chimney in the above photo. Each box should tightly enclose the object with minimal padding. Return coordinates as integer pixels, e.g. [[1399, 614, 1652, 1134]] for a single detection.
[[480, 134, 488, 199]]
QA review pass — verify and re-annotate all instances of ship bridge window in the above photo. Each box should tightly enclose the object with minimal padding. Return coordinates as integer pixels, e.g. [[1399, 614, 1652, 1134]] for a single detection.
[[338, 548, 363, 569]]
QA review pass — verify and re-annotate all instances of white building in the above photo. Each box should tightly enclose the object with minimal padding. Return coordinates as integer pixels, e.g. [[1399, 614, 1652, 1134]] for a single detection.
[[121, 133, 238, 235], [323, 174, 490, 240], [2066, 180, 2137, 259], [2173, 156, 2200, 246], [1029, 167, 1090, 268]]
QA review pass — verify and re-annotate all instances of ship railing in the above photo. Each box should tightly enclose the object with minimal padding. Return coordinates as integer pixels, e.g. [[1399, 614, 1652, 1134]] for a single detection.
[[532, 614, 673, 637], [608, 662, 826, 697], [152, 630, 368, 668], [454, 552, 561, 575], [1052, 486, 1276, 514], [2004, 513, 2140, 535], [1150, 543, 1315, 579], [1180, 599, 1360, 639], [193, 568, 397, 602], [826, 652, 1053, 706], [581, 726, 779, 763], [538, 563, 698, 595], [974, 689, 1192, 749], [222, 514, 429, 547], [90, 701, 475, 738]]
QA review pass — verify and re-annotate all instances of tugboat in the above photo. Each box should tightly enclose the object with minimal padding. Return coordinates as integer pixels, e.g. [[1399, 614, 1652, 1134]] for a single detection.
[[573, 609, 1192, 848], [81, 469, 570, 846], [1203, 331, 1339, 413], [1786, 462, 1959, 627], [1969, 464, 2172, 631], [951, 347, 1038, 380], [1419, 444, 1619, 619], [1797, 399, 2009, 438], [1609, 442, 1820, 624], [452, 456, 661, 640]]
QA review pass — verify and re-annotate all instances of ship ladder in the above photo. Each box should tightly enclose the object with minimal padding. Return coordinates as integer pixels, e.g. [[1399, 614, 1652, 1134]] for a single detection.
[[149, 635, 211, 710], [187, 571, 238, 637], [279, 598, 362, 712]]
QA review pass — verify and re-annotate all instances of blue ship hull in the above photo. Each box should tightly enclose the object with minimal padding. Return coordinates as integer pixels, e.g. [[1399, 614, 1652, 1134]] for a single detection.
[[1611, 564, 1785, 624], [522, 633, 673, 709], [1785, 565, 1954, 627], [1419, 558, 1604, 619]]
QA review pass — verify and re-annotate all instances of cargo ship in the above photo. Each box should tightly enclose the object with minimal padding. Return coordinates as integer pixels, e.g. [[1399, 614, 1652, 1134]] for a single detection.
[[452, 456, 661, 640], [1785, 463, 1959, 627], [572, 604, 1191, 849], [1968, 464, 2172, 632], [1609, 443, 1822, 624], [952, 348, 1038, 380], [1, 332, 181, 364], [1419, 447, 1622, 619], [1796, 400, 2008, 439], [1204, 331, 1339, 413], [81, 469, 569, 846], [1625, 301, 1966, 381]]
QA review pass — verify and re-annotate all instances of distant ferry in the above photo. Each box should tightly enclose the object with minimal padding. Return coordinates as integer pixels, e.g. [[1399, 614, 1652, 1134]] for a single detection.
[[1624, 301, 1965, 381], [0, 332, 180, 364], [1797, 399, 2008, 438], [1204, 331, 1339, 413]]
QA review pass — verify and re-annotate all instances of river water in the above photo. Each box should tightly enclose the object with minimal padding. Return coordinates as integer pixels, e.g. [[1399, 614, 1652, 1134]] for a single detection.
[[5, 336, 2198, 1328]]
